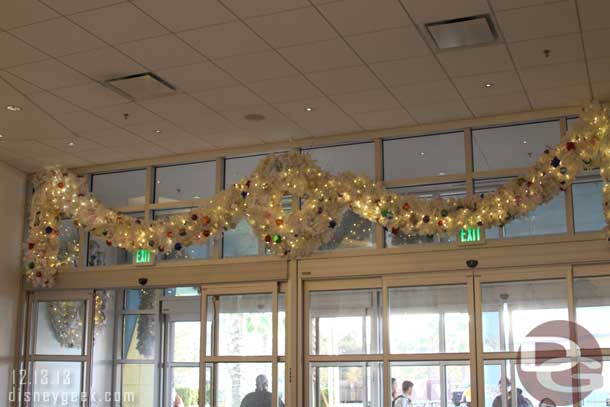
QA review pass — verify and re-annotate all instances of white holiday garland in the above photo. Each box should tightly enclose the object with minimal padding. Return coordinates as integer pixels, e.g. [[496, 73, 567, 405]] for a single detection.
[[24, 102, 609, 287]]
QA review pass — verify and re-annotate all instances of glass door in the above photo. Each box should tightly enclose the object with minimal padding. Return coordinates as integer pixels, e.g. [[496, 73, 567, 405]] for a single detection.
[[24, 290, 95, 407]]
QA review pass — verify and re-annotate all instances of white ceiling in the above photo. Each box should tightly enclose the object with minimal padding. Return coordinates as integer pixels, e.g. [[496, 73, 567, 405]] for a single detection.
[[0, 0, 608, 172]]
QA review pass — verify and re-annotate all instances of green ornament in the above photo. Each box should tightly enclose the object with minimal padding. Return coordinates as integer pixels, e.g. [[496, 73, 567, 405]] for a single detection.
[[148, 240, 155, 247], [441, 209, 449, 217], [28, 262, 35, 269], [381, 209, 393, 219], [273, 234, 282, 244], [560, 167, 568, 174]]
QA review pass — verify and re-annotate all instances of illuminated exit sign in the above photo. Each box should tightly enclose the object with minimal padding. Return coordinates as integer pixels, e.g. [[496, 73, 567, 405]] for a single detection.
[[135, 249, 154, 265], [459, 227, 485, 245]]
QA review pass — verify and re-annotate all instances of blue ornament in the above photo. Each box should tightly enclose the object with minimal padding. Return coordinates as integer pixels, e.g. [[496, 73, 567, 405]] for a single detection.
[[241, 191, 248, 198], [174, 242, 182, 251], [329, 220, 337, 228], [45, 226, 53, 234], [551, 157, 561, 167]]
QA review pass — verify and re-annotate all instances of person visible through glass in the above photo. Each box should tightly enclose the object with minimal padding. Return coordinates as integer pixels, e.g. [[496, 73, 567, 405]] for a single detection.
[[240, 375, 284, 407], [492, 380, 533, 407], [538, 398, 556, 407], [392, 378, 399, 400], [393, 380, 414, 407]]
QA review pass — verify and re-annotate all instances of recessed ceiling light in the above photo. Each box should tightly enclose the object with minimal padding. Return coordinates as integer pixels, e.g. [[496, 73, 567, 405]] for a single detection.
[[0, 134, 3, 138], [484, 82, 493, 88], [156, 180, 161, 184], [68, 141, 75, 146], [305, 107, 314, 112], [6, 105, 22, 112], [193, 195, 201, 199], [522, 140, 528, 144], [419, 152, 425, 157], [439, 172, 446, 176], [154, 129, 161, 134], [244, 113, 266, 122]]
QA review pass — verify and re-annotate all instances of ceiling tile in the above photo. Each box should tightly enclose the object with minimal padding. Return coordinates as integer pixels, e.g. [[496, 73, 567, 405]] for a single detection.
[[220, 0, 309, 18], [117, 35, 205, 70], [1, 157, 42, 173], [527, 84, 591, 109], [354, 108, 415, 130], [203, 129, 264, 148], [496, 1, 579, 42], [279, 39, 361, 73], [30, 153, 91, 167], [391, 80, 462, 107], [583, 29, 610, 59], [318, 0, 411, 36], [274, 97, 361, 136], [0, 71, 42, 94], [29, 91, 82, 115], [509, 34, 584, 69], [70, 3, 168, 44], [11, 17, 105, 57], [370, 56, 447, 87], [490, 0, 558, 12], [59, 46, 145, 81], [39, 0, 123, 15], [222, 104, 291, 128], [306, 65, 382, 95], [465, 91, 530, 116], [53, 109, 117, 133], [577, 0, 610, 31], [220, 104, 309, 141], [346, 26, 429, 64], [0, 33, 48, 69], [82, 127, 147, 147], [180, 115, 242, 137], [132, 0, 235, 32], [246, 7, 337, 48], [76, 147, 132, 164], [592, 81, 610, 101], [139, 94, 215, 123], [400, 0, 489, 24], [452, 70, 524, 98], [163, 134, 214, 154], [215, 51, 298, 83], [519, 60, 588, 90], [93, 102, 164, 127], [331, 88, 401, 114], [0, 140, 61, 156], [157, 62, 237, 92], [192, 85, 266, 112], [249, 75, 323, 103], [123, 120, 192, 141], [408, 100, 472, 123], [0, 0, 59, 30], [8, 59, 91, 90], [179, 21, 270, 60], [437, 44, 513, 77], [52, 83, 128, 109], [588, 57, 610, 84], [42, 136, 104, 153]]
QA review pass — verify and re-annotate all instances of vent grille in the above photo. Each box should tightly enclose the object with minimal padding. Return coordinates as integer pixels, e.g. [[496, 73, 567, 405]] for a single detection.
[[426, 15, 497, 50], [105, 72, 175, 100]]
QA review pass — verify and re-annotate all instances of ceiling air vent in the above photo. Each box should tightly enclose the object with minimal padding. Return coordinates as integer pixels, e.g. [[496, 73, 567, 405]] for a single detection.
[[426, 15, 497, 50], [105, 72, 175, 100]]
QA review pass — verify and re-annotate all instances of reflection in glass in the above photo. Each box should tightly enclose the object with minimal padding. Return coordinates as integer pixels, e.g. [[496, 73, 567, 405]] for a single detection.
[[473, 121, 560, 172], [318, 210, 374, 251], [119, 363, 156, 407], [223, 219, 261, 258], [92, 291, 116, 405], [305, 142, 375, 178], [572, 175, 604, 232], [386, 183, 467, 246], [216, 294, 273, 356], [481, 280, 568, 352], [311, 362, 382, 407], [91, 169, 147, 208], [58, 219, 79, 266], [575, 277, 610, 349], [164, 287, 201, 297], [154, 208, 212, 261], [122, 314, 156, 360], [389, 285, 469, 354], [384, 132, 466, 180], [580, 360, 610, 407], [31, 361, 82, 407], [279, 293, 286, 356], [446, 365, 471, 407], [171, 367, 199, 407], [35, 301, 85, 355], [310, 289, 382, 355], [124, 289, 159, 311], [172, 321, 200, 362], [155, 161, 216, 203], [207, 362, 273, 407]]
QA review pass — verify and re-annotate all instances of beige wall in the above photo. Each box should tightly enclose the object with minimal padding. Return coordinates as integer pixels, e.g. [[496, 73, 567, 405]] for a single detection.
[[0, 162, 26, 403]]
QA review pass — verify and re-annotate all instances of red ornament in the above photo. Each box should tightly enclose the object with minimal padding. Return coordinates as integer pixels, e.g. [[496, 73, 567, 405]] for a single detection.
[[159, 246, 164, 252], [202, 215, 210, 225], [526, 181, 533, 187], [402, 203, 411, 211], [566, 142, 576, 151], [275, 219, 284, 226], [105, 240, 112, 246], [57, 182, 65, 188], [265, 235, 272, 243], [203, 230, 210, 237], [28, 243, 35, 250], [36, 272, 42, 277], [167, 231, 173, 238], [391, 227, 400, 235], [437, 220, 443, 226]]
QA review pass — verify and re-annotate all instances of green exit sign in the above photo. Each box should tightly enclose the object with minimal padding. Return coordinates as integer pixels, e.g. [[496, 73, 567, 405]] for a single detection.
[[135, 249, 154, 265], [460, 227, 485, 245]]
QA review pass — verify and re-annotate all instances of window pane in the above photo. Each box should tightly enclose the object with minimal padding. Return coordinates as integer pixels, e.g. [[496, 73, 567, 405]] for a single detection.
[[473, 121, 560, 172], [481, 279, 568, 352], [447, 365, 471, 407], [391, 363, 440, 407], [389, 285, 469, 354], [207, 362, 273, 407], [317, 209, 375, 251], [58, 219, 79, 266], [122, 314, 156, 360], [164, 287, 200, 297], [223, 219, 262, 258], [124, 289, 159, 311], [574, 276, 610, 349], [35, 301, 85, 355], [154, 208, 213, 261], [171, 367, 199, 407], [92, 169, 147, 208], [155, 161, 215, 203], [384, 132, 465, 180], [92, 291, 116, 403], [305, 142, 375, 178], [87, 212, 145, 267], [386, 183, 467, 247], [572, 174, 604, 232], [580, 360, 610, 407], [475, 178, 567, 238], [215, 294, 273, 356], [172, 321, 200, 362], [118, 363, 156, 407], [31, 361, 82, 407], [225, 154, 269, 187], [279, 362, 286, 407], [311, 362, 382, 407], [309, 289, 382, 355], [279, 293, 285, 356]]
